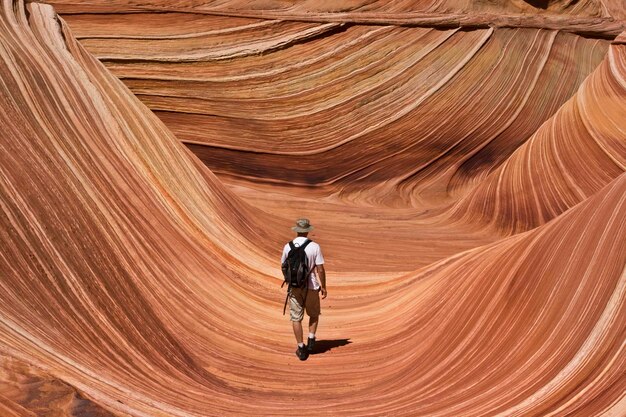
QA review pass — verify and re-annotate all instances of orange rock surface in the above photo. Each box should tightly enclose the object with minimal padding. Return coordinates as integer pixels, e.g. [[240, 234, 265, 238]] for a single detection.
[[0, 0, 624, 415]]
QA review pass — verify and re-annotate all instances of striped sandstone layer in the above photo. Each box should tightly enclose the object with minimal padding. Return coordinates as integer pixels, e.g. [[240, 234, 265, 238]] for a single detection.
[[51, 4, 618, 211], [0, 0, 625, 416]]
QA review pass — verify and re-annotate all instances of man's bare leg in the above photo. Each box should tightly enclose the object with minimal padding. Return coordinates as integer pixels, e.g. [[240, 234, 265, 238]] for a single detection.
[[309, 316, 319, 335], [306, 316, 319, 352], [292, 320, 304, 344]]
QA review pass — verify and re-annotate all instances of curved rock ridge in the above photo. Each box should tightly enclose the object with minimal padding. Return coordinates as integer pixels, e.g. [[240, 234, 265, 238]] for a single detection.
[[40, 0, 624, 19], [3, 0, 286, 264], [43, 1, 626, 44], [448, 35, 626, 234], [55, 10, 614, 209], [0, 1, 625, 416], [0, 1, 287, 414]]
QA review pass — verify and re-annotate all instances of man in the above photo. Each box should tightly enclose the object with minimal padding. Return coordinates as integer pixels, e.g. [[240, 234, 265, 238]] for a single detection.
[[281, 218, 327, 361]]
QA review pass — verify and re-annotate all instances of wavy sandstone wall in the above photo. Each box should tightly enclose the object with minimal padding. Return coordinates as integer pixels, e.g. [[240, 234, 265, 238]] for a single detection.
[[47, 3, 622, 210], [0, 0, 624, 416]]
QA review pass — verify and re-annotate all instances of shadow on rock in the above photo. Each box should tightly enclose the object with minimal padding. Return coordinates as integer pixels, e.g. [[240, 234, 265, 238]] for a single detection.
[[310, 339, 352, 355]]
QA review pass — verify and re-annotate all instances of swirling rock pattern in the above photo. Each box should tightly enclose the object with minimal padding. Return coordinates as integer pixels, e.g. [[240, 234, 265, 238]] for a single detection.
[[50, 4, 618, 210], [0, 0, 624, 416]]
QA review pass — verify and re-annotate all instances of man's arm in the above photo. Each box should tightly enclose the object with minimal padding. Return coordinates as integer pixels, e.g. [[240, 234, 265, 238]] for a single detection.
[[317, 264, 327, 299], [281, 244, 289, 264]]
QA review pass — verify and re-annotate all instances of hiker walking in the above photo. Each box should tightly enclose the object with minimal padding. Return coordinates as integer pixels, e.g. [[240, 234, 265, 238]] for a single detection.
[[281, 218, 327, 361]]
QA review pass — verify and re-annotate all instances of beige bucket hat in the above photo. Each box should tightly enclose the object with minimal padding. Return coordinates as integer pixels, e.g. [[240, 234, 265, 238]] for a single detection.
[[292, 218, 314, 233]]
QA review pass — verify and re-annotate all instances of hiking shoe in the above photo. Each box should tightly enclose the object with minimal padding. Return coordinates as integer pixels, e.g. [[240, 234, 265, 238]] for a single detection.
[[307, 337, 316, 352], [296, 345, 309, 361]]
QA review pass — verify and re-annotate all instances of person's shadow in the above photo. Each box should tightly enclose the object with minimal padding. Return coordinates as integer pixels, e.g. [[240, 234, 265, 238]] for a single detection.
[[310, 338, 351, 355]]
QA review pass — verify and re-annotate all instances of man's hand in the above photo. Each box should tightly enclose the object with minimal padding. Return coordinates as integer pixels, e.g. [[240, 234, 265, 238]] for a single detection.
[[320, 287, 328, 299]]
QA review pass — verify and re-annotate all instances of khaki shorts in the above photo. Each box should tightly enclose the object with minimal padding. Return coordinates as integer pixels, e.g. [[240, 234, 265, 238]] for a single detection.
[[289, 288, 321, 322]]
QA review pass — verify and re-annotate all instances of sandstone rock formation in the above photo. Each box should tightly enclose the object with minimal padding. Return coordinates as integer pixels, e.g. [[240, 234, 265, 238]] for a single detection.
[[0, 0, 624, 415]]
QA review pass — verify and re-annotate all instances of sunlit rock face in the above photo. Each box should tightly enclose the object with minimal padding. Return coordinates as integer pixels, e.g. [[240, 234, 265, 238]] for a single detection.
[[49, 1, 624, 210], [0, 0, 624, 416]]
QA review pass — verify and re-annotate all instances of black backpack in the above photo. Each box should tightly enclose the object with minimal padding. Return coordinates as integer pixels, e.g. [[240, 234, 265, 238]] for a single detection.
[[281, 239, 312, 289]]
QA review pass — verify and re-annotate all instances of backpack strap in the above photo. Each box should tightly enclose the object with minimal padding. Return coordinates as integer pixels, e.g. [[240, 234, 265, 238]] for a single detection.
[[289, 239, 311, 249], [296, 239, 314, 277], [302, 239, 316, 275]]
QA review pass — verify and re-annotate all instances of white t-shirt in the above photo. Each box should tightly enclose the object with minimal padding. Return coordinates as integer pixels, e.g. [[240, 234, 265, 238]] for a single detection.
[[281, 237, 325, 290]]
